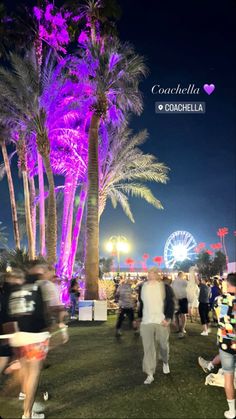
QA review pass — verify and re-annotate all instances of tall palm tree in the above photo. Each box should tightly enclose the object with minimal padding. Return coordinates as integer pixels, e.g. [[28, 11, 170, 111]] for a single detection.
[[16, 136, 35, 260], [99, 125, 169, 221], [0, 49, 58, 263], [0, 125, 20, 249], [79, 38, 147, 299]]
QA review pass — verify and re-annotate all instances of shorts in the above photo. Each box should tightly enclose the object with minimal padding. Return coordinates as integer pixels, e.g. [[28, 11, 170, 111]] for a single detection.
[[177, 298, 188, 314], [18, 339, 49, 361], [219, 349, 236, 373]]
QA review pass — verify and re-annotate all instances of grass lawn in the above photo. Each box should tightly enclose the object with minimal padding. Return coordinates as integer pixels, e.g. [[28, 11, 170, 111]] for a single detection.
[[0, 316, 225, 418]]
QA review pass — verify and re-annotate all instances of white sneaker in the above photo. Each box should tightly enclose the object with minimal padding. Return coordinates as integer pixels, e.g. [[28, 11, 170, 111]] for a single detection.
[[144, 375, 154, 384], [163, 363, 170, 374], [224, 410, 236, 419], [43, 392, 49, 401], [200, 331, 208, 336], [70, 316, 77, 320], [22, 413, 45, 419], [19, 392, 26, 400], [198, 356, 211, 373], [32, 402, 45, 412]]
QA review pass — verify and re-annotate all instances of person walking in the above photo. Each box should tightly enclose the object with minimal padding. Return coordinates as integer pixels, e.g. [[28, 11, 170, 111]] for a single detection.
[[172, 271, 188, 338], [0, 267, 49, 419], [214, 273, 236, 419], [115, 276, 136, 337], [139, 267, 174, 384], [198, 278, 211, 336], [69, 278, 80, 320]]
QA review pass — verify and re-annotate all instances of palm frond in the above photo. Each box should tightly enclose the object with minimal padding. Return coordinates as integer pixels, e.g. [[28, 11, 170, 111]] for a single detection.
[[117, 183, 164, 210], [108, 188, 135, 222]]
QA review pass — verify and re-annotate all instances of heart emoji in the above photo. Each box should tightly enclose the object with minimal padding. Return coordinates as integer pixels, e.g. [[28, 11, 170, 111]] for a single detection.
[[203, 84, 215, 95]]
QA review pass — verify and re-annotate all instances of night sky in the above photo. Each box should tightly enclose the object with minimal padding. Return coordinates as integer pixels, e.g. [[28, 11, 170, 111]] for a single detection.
[[0, 0, 235, 265]]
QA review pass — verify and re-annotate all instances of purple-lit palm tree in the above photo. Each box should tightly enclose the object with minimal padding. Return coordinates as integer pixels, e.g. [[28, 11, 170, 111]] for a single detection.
[[0, 49, 59, 262], [77, 38, 147, 299]]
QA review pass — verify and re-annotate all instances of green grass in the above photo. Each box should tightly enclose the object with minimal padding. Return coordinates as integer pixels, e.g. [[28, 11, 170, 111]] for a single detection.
[[0, 317, 225, 418]]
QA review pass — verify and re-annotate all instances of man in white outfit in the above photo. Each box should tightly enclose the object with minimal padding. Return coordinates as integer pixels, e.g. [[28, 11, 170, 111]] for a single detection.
[[139, 267, 175, 384]]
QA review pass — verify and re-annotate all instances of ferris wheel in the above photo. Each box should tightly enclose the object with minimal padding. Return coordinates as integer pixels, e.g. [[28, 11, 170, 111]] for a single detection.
[[164, 231, 197, 269]]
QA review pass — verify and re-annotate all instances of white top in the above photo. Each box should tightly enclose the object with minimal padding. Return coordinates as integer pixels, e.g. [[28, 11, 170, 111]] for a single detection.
[[172, 278, 188, 300], [141, 281, 165, 324]]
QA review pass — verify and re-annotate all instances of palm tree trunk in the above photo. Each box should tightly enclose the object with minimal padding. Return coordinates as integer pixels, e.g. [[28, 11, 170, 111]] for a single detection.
[[68, 185, 87, 278], [59, 174, 72, 269], [23, 171, 34, 260], [38, 152, 46, 256], [29, 175, 36, 256], [42, 152, 57, 264], [1, 142, 20, 249], [85, 113, 100, 300], [63, 175, 78, 272]]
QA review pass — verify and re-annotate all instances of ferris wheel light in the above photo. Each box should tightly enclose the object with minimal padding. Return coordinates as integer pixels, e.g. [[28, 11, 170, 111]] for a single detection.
[[164, 230, 197, 269], [172, 244, 188, 261]]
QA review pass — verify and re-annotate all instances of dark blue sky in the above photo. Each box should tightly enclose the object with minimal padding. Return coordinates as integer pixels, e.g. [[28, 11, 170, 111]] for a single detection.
[[0, 0, 235, 266], [100, 0, 236, 264]]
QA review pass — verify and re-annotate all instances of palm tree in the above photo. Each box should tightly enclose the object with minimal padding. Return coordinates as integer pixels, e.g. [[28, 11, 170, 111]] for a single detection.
[[0, 125, 21, 249], [0, 49, 58, 263], [99, 125, 169, 221], [79, 38, 147, 299], [16, 136, 35, 260]]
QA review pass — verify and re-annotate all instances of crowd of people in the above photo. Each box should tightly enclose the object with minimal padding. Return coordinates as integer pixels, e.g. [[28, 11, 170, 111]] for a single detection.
[[1, 261, 235, 419], [0, 261, 68, 419], [113, 269, 236, 418]]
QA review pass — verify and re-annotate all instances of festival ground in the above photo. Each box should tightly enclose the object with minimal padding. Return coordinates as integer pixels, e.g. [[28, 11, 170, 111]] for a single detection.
[[0, 317, 224, 419]]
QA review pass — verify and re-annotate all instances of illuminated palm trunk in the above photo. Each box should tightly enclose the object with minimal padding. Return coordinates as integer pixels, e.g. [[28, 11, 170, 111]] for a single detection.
[[68, 185, 87, 279], [43, 152, 57, 264], [23, 171, 35, 260], [38, 152, 46, 256], [61, 175, 78, 275], [29, 175, 36, 256], [59, 174, 73, 272], [37, 132, 57, 264], [1, 142, 20, 249], [85, 113, 100, 300]]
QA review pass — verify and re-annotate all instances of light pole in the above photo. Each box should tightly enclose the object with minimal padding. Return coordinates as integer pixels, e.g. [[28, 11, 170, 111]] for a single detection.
[[106, 235, 129, 273]]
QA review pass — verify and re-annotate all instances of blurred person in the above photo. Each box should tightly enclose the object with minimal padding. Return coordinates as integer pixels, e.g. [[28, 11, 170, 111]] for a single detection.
[[0, 267, 49, 419], [29, 262, 68, 328], [0, 269, 24, 375], [172, 271, 188, 338], [69, 277, 80, 320], [209, 278, 221, 324], [115, 276, 136, 337], [198, 278, 211, 336], [139, 267, 174, 384], [214, 273, 236, 419], [187, 267, 199, 322], [162, 276, 172, 286]]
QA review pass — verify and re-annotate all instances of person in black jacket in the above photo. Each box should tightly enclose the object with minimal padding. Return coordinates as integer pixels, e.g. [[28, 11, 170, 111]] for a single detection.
[[1, 267, 49, 419], [138, 267, 175, 385]]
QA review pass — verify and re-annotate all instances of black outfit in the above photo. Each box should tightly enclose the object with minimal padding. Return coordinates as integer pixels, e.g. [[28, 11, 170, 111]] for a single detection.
[[177, 298, 188, 315], [198, 284, 210, 325], [116, 308, 134, 329], [1, 281, 48, 334]]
